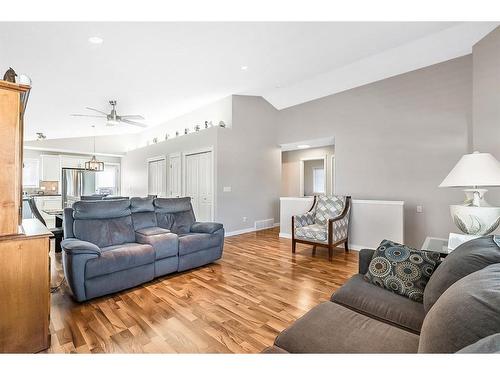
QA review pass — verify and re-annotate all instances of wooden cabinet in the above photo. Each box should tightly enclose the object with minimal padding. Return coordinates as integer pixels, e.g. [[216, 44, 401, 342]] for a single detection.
[[0, 80, 51, 353], [0, 219, 51, 353], [0, 80, 27, 236], [61, 155, 87, 169]]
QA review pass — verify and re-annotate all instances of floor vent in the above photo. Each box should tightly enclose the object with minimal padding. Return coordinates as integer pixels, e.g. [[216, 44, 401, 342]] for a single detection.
[[255, 218, 274, 231]]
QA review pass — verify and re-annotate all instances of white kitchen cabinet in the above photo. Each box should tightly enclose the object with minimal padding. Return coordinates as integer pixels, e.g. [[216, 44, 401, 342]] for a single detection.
[[61, 156, 87, 169], [40, 155, 61, 182]]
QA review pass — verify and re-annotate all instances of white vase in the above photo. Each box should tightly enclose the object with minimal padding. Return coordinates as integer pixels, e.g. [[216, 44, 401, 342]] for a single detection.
[[450, 204, 500, 235]]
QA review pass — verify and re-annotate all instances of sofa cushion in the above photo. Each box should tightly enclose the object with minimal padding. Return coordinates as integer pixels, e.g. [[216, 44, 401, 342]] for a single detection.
[[423, 235, 500, 313], [457, 333, 500, 354], [331, 274, 425, 333], [130, 197, 155, 213], [364, 239, 440, 302], [73, 199, 131, 219], [136, 231, 179, 259], [178, 231, 223, 256], [73, 215, 136, 248], [190, 222, 224, 234], [418, 264, 500, 353], [274, 302, 419, 353], [136, 227, 170, 236], [156, 211, 196, 235], [85, 243, 155, 279]]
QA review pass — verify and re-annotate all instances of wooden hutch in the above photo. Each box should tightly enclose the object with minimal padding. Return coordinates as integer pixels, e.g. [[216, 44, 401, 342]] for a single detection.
[[0, 79, 51, 353]]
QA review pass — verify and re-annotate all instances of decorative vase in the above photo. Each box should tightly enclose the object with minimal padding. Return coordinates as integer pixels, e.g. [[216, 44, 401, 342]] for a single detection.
[[450, 205, 500, 235]]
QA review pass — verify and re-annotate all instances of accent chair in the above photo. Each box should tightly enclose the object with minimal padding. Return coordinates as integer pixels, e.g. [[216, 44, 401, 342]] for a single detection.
[[292, 195, 351, 260]]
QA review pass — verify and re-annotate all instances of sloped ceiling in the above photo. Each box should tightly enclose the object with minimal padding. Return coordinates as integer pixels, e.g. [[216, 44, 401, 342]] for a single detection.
[[1, 22, 497, 140]]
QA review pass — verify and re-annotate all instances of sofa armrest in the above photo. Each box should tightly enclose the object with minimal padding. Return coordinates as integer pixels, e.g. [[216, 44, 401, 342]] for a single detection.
[[190, 222, 223, 234], [61, 238, 101, 256], [358, 248, 375, 274]]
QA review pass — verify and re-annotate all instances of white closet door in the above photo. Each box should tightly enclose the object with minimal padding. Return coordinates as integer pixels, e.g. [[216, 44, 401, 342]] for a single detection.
[[157, 159, 167, 197], [148, 161, 157, 196], [168, 154, 182, 198], [185, 154, 199, 217], [197, 152, 212, 222]]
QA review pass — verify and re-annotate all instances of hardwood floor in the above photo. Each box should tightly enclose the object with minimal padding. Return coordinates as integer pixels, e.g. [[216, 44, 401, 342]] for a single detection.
[[46, 228, 358, 353]]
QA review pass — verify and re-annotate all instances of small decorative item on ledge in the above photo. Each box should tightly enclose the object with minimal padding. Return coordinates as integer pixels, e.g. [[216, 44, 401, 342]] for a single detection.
[[208, 121, 213, 127], [175, 131, 179, 137], [152, 137, 158, 144], [195, 124, 200, 132], [184, 128, 189, 135], [204, 121, 209, 129], [218, 120, 226, 128], [165, 133, 169, 140], [3, 67, 17, 83], [36, 132, 46, 140]]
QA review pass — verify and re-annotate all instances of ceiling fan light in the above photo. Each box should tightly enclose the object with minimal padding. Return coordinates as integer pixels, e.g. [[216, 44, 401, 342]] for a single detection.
[[106, 119, 119, 126], [85, 155, 104, 172]]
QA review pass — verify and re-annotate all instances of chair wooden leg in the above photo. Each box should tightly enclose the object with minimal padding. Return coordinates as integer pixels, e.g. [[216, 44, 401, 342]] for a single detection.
[[344, 238, 349, 252], [312, 245, 317, 256], [292, 240, 296, 254], [328, 245, 333, 261]]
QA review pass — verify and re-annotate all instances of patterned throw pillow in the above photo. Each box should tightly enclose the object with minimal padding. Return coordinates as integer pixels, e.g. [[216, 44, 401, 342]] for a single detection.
[[364, 239, 441, 302]]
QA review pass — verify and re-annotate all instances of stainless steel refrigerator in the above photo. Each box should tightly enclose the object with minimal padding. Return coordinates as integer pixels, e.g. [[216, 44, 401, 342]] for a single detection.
[[62, 168, 97, 208]]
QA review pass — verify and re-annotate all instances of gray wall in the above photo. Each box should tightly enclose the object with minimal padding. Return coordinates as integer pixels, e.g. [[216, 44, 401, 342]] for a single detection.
[[217, 96, 281, 232], [472, 26, 500, 207], [281, 145, 335, 197], [277, 56, 472, 247]]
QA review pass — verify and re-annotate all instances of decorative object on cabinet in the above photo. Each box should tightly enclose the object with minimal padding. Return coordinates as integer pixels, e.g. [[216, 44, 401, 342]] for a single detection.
[[205, 120, 209, 129], [71, 100, 148, 128], [218, 120, 226, 128], [184, 128, 189, 135], [153, 137, 158, 144], [84, 126, 104, 172], [195, 124, 200, 132], [36, 132, 46, 140], [175, 131, 179, 137], [165, 133, 169, 140], [439, 151, 500, 235], [3, 67, 17, 82]]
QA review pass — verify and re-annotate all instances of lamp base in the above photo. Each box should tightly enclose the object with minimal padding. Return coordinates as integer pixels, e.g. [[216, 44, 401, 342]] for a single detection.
[[450, 204, 500, 235]]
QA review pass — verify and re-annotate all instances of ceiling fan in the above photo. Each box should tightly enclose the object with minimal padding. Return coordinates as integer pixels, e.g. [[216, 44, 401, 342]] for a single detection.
[[71, 100, 147, 128]]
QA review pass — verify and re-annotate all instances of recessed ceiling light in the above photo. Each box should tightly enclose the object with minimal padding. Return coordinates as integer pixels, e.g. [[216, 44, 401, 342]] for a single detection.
[[240, 65, 248, 71], [297, 144, 311, 149], [88, 36, 104, 44]]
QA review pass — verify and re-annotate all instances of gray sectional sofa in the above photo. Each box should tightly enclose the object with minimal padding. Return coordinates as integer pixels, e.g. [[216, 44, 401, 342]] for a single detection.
[[61, 197, 224, 302], [264, 236, 500, 353]]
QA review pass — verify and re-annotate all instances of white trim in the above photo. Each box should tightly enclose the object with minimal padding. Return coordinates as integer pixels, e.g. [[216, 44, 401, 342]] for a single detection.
[[331, 155, 336, 195], [24, 145, 125, 158], [352, 199, 405, 205], [279, 232, 292, 239], [167, 152, 182, 198], [225, 227, 256, 237], [182, 146, 215, 221]]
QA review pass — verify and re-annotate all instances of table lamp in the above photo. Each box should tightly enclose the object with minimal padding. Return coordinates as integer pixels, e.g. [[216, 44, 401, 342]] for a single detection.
[[439, 151, 500, 235]]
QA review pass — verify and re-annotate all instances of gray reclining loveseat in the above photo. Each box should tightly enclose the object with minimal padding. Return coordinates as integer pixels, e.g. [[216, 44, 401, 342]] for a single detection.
[[61, 197, 224, 302], [264, 236, 500, 353]]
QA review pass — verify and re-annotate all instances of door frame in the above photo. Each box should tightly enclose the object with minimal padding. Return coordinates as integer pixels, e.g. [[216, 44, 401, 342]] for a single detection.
[[299, 155, 328, 197], [167, 152, 181, 198], [182, 146, 215, 221], [146, 155, 167, 197]]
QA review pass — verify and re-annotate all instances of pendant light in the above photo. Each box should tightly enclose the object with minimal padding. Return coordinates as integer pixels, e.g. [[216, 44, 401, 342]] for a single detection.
[[85, 126, 104, 171]]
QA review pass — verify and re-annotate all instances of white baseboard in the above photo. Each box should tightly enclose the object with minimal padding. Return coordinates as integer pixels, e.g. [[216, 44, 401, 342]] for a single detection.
[[225, 227, 256, 237], [279, 232, 292, 239]]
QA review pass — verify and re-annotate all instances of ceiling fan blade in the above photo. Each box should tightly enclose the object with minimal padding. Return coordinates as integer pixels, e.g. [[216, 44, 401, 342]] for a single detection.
[[85, 107, 109, 115], [120, 119, 148, 128], [71, 114, 107, 118], [119, 115, 145, 120]]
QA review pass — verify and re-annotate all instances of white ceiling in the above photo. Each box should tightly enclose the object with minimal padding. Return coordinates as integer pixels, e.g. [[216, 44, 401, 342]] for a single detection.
[[1, 22, 497, 140]]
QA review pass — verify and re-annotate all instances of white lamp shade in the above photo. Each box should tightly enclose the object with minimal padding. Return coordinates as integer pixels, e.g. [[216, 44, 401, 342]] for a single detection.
[[439, 152, 500, 187]]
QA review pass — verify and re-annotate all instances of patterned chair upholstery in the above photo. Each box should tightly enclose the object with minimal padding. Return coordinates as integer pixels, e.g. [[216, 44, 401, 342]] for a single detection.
[[292, 195, 351, 260]]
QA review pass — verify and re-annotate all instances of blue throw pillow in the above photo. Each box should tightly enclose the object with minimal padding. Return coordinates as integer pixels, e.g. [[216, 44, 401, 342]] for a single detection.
[[364, 239, 441, 302]]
